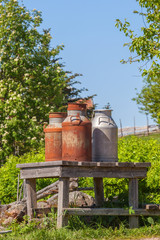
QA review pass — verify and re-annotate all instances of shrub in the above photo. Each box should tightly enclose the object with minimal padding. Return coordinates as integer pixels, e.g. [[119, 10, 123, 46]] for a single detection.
[[0, 148, 56, 204]]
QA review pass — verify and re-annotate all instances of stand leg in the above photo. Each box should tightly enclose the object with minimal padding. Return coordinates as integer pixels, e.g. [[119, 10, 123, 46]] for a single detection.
[[57, 177, 69, 228], [129, 178, 139, 228], [26, 179, 37, 219], [94, 177, 104, 207]]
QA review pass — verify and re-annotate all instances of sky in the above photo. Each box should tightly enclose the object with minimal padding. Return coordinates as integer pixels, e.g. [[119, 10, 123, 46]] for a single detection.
[[20, 0, 155, 128]]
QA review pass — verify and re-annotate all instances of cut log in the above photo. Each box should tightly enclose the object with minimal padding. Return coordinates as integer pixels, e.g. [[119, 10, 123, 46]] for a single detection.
[[146, 204, 160, 210]]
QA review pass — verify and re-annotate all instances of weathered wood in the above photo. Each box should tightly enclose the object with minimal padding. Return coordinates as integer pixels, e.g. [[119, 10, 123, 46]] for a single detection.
[[36, 181, 59, 200], [33, 207, 53, 216], [17, 161, 150, 179], [17, 173, 20, 202], [37, 181, 59, 195], [20, 166, 148, 179], [61, 166, 147, 178], [94, 178, 104, 207], [129, 178, 139, 228], [36, 179, 77, 200], [17, 161, 151, 168], [47, 193, 58, 204], [57, 177, 69, 229], [63, 208, 160, 216], [0, 230, 12, 234], [23, 179, 27, 199], [146, 204, 160, 210], [26, 179, 37, 219], [78, 187, 94, 191], [20, 166, 61, 179]]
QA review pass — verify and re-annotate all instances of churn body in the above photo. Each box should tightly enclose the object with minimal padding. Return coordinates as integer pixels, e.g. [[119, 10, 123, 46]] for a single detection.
[[92, 109, 118, 162], [44, 112, 66, 161], [62, 103, 92, 162]]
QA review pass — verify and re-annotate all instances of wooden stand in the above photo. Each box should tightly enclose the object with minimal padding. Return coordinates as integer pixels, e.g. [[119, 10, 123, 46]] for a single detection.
[[17, 161, 151, 229]]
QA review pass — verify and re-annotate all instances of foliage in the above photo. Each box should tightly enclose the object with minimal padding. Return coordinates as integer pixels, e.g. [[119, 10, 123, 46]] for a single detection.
[[0, 0, 88, 161], [115, 0, 160, 124], [0, 148, 57, 204], [118, 136, 160, 204], [4, 218, 160, 240]]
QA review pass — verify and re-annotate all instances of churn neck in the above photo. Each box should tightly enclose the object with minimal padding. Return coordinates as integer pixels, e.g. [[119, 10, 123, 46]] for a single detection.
[[67, 103, 87, 116], [94, 109, 112, 117], [49, 112, 67, 124]]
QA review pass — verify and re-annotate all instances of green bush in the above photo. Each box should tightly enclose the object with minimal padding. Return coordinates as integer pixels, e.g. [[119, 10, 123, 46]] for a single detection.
[[103, 135, 160, 206], [0, 148, 57, 204]]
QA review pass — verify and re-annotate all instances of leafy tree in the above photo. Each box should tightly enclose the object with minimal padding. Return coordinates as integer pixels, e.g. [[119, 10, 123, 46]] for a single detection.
[[0, 0, 87, 161], [115, 0, 160, 124]]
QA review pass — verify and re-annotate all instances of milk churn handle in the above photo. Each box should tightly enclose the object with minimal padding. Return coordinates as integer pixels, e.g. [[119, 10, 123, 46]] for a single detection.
[[43, 122, 48, 130], [70, 116, 82, 125], [98, 116, 110, 125]]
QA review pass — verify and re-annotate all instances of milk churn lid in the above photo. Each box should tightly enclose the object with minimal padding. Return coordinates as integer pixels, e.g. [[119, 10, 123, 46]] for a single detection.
[[67, 103, 87, 111], [49, 112, 67, 118]]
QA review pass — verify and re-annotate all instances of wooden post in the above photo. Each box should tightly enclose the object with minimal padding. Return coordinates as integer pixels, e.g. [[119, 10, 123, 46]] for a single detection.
[[134, 117, 136, 135], [119, 119, 123, 137], [23, 179, 27, 199], [146, 114, 149, 136], [26, 179, 37, 219], [57, 177, 69, 228], [17, 174, 20, 202], [94, 177, 104, 207], [129, 178, 139, 228]]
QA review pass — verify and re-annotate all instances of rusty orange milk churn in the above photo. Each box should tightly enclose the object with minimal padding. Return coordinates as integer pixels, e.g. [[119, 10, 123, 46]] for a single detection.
[[62, 103, 92, 162], [92, 109, 118, 162], [44, 112, 67, 161]]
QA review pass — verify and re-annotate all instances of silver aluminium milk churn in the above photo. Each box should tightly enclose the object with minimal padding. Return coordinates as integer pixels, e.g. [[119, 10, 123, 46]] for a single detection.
[[92, 109, 118, 162]]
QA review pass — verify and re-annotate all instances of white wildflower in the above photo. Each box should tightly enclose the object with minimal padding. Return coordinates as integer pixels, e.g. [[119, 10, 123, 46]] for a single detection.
[[32, 116, 37, 121]]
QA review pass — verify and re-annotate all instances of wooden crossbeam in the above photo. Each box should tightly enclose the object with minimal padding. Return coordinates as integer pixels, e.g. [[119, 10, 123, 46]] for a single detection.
[[63, 208, 160, 216]]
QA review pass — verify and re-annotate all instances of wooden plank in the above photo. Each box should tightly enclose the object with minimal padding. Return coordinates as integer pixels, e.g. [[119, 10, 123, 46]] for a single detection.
[[94, 178, 104, 207], [78, 187, 94, 191], [17, 161, 151, 169], [63, 208, 160, 216], [129, 178, 139, 228], [26, 179, 37, 219], [134, 162, 151, 168], [17, 161, 63, 168], [19, 165, 148, 179], [36, 181, 59, 200], [20, 166, 61, 179], [57, 177, 69, 229], [61, 166, 147, 178]]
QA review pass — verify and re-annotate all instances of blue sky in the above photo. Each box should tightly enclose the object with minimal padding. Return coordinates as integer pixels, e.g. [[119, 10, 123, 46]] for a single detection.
[[20, 0, 155, 127]]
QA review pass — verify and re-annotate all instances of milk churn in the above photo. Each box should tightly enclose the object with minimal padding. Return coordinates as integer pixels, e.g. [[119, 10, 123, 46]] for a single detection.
[[92, 109, 118, 162], [44, 112, 67, 161], [62, 103, 92, 162]]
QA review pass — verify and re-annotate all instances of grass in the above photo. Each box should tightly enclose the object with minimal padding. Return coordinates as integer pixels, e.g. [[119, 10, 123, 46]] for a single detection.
[[1, 214, 160, 240], [2, 221, 160, 240]]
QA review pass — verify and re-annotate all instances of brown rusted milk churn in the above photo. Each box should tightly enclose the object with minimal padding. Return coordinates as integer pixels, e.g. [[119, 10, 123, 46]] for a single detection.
[[62, 103, 92, 162], [92, 109, 118, 162], [44, 112, 67, 161]]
